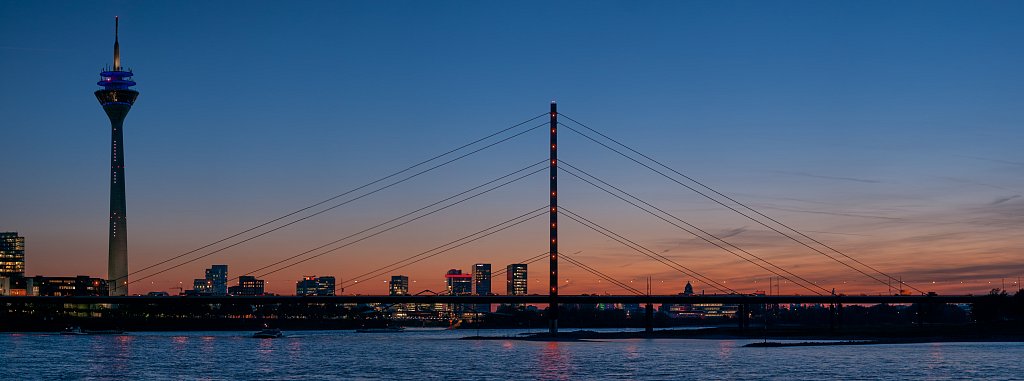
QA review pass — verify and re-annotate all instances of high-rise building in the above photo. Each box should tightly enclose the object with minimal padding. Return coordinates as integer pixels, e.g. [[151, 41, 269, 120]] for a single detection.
[[445, 269, 472, 295], [95, 17, 139, 296], [296, 275, 336, 296], [229, 275, 265, 296], [472, 264, 492, 313], [206, 265, 228, 295], [506, 264, 528, 295], [389, 275, 409, 296], [0, 232, 25, 278], [472, 264, 491, 295], [191, 265, 227, 295]]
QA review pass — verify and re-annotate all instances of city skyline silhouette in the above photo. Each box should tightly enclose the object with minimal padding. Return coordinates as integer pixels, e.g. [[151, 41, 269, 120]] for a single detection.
[[1, 1, 1022, 296]]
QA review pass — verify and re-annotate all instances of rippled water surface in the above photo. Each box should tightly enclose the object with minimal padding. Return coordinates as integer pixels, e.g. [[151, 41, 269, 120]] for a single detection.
[[1, 329, 1021, 380]]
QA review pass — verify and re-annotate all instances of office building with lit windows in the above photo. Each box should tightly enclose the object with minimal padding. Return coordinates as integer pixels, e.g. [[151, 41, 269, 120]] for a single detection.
[[506, 264, 528, 295], [192, 265, 228, 295], [26, 276, 108, 296], [296, 275, 335, 296], [445, 269, 472, 295], [472, 264, 492, 313], [472, 264, 491, 295], [390, 275, 409, 296], [229, 275, 265, 296], [0, 276, 27, 296], [0, 232, 25, 279]]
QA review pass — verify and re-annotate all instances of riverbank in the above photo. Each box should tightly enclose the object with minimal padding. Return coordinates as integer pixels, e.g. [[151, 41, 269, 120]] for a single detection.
[[459, 325, 1024, 343]]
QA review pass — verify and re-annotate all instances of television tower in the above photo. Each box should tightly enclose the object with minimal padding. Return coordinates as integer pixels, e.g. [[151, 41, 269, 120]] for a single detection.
[[95, 17, 138, 296]]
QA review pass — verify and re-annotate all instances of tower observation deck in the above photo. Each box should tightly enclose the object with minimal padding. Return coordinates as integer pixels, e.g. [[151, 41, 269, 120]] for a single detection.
[[95, 17, 138, 296]]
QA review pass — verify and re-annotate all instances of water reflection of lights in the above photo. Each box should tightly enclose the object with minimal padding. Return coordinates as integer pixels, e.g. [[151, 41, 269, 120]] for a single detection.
[[624, 343, 640, 360], [717, 340, 735, 360], [112, 335, 134, 373], [171, 336, 188, 351], [288, 338, 302, 353], [928, 342, 945, 370], [201, 335, 216, 354], [539, 341, 571, 380]]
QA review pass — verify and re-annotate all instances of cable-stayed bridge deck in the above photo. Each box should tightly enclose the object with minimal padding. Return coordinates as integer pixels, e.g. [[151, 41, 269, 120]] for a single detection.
[[0, 294, 983, 305]]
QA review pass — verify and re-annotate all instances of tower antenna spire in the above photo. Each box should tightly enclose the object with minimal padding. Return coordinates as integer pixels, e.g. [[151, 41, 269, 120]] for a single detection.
[[113, 16, 120, 70]]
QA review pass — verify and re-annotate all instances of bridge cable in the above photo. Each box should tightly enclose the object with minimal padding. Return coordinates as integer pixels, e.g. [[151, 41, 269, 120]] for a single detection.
[[244, 168, 547, 284], [126, 117, 547, 285], [558, 115, 919, 294], [135, 157, 546, 286], [560, 206, 739, 295], [560, 165, 826, 296], [230, 161, 547, 281], [492, 252, 549, 278], [561, 161, 829, 295], [560, 252, 646, 295], [337, 208, 550, 291]]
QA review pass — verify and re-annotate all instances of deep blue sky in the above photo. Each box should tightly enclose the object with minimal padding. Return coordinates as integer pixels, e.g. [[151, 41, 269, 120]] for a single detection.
[[2, 1, 1022, 295]]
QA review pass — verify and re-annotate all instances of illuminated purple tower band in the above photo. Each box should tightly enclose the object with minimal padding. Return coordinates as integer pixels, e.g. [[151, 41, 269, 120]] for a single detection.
[[95, 16, 138, 296]]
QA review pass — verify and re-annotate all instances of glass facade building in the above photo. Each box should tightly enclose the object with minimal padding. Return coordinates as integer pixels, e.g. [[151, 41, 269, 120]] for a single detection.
[[506, 264, 528, 295], [445, 269, 472, 295], [472, 264, 491, 295], [0, 232, 25, 278], [472, 264, 492, 313]]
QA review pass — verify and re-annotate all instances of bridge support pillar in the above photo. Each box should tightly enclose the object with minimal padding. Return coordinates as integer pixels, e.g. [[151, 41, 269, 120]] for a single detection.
[[645, 302, 654, 333], [836, 303, 843, 330], [828, 302, 835, 332], [916, 302, 924, 328], [737, 304, 747, 331]]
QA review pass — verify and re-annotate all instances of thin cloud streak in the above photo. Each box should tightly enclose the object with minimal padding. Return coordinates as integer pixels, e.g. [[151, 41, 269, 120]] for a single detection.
[[773, 171, 882, 184]]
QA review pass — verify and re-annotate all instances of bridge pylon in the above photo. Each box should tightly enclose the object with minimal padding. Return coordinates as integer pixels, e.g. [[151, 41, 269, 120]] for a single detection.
[[549, 101, 559, 335]]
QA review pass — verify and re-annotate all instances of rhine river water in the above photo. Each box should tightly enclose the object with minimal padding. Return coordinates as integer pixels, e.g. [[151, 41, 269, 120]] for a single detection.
[[1, 328, 1021, 380]]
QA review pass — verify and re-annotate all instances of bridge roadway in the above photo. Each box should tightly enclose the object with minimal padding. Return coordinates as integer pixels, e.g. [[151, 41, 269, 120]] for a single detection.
[[0, 294, 983, 305]]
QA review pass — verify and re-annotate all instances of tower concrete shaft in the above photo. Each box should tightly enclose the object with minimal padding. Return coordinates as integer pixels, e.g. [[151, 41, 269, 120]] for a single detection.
[[103, 104, 131, 295], [95, 17, 138, 296]]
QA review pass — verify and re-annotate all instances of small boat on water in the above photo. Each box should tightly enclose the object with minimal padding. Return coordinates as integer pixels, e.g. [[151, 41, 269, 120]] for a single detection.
[[355, 327, 405, 333], [61, 327, 125, 335], [252, 328, 283, 338], [60, 327, 86, 335]]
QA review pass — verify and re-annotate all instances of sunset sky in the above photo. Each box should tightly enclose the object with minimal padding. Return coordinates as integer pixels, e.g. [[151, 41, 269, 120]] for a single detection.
[[1, 1, 1022, 296]]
